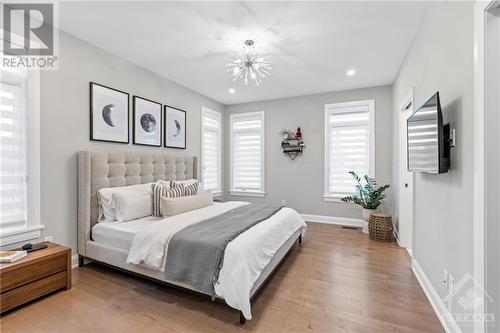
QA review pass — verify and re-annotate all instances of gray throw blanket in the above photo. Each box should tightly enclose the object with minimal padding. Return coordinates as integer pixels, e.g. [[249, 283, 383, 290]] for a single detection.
[[165, 204, 283, 298]]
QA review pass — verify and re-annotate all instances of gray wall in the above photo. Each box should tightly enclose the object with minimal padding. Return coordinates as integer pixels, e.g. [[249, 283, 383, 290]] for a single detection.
[[36, 30, 223, 255], [224, 85, 393, 219], [392, 2, 474, 331]]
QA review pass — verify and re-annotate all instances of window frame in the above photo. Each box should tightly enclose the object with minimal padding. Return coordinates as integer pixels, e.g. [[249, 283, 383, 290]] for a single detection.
[[200, 106, 222, 197], [0, 70, 42, 245], [323, 99, 375, 202], [229, 111, 266, 197], [0, 33, 42, 246]]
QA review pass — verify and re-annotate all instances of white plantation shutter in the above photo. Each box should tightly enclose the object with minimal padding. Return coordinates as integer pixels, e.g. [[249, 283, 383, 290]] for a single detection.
[[0, 64, 41, 244], [230, 112, 265, 196], [324, 100, 375, 199], [201, 107, 222, 193]]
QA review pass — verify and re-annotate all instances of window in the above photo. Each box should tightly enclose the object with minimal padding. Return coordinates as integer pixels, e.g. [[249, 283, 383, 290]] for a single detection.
[[0, 65, 42, 245], [324, 100, 375, 201], [230, 111, 265, 197], [201, 107, 222, 195]]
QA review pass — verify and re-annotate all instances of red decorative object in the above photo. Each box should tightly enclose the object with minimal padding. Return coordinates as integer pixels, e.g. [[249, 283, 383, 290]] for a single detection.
[[295, 127, 302, 139]]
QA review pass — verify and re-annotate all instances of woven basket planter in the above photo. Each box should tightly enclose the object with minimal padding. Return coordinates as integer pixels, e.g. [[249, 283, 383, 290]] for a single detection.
[[368, 213, 393, 242]]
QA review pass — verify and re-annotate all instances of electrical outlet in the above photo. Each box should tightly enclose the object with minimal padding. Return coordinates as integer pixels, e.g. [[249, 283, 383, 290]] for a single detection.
[[45, 236, 54, 242], [448, 275, 455, 295], [281, 199, 287, 206], [443, 270, 449, 288]]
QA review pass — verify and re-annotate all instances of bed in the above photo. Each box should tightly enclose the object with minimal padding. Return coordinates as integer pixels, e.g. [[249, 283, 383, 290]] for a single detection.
[[77, 150, 306, 324]]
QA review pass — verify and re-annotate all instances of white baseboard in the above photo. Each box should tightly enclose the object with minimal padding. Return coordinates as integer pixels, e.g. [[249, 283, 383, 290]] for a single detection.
[[393, 227, 400, 244], [300, 214, 363, 228], [71, 254, 79, 269], [393, 229, 412, 257], [411, 259, 462, 333]]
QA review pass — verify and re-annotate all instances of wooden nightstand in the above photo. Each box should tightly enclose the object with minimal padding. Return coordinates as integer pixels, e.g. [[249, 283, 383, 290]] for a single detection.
[[0, 242, 72, 313]]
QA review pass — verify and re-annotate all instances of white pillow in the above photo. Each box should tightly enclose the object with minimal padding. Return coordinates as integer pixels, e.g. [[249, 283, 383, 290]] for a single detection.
[[113, 189, 153, 222], [97, 190, 115, 222], [160, 191, 213, 217], [155, 180, 172, 187], [97, 183, 153, 222]]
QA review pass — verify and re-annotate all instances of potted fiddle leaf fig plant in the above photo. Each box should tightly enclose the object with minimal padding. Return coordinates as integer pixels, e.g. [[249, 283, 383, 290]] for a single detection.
[[341, 171, 390, 233]]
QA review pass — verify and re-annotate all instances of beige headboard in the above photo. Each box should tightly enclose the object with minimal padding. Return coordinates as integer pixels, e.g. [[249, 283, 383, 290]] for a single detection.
[[77, 151, 198, 256]]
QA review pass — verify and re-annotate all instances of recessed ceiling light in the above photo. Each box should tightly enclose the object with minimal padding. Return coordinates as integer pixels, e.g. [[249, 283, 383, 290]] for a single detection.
[[347, 69, 356, 76], [228, 88, 235, 94]]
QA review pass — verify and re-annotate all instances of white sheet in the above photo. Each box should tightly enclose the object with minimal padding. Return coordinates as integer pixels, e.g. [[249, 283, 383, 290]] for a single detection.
[[92, 216, 161, 250], [127, 201, 247, 270], [92, 202, 226, 252], [125, 201, 307, 320]]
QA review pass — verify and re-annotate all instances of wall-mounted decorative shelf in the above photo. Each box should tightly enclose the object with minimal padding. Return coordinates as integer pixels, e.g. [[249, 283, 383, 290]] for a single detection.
[[281, 130, 305, 160]]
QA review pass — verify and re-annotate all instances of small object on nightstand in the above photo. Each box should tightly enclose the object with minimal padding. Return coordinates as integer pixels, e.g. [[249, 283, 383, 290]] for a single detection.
[[0, 251, 27, 263], [21, 243, 48, 253]]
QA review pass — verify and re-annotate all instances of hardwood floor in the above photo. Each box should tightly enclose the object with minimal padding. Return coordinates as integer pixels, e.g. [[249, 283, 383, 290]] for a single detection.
[[0, 223, 444, 333]]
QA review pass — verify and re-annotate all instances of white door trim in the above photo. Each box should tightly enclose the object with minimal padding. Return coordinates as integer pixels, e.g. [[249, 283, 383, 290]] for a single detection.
[[473, 1, 497, 331], [397, 88, 414, 253]]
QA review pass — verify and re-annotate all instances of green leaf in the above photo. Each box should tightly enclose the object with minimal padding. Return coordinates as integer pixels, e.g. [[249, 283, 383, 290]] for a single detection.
[[342, 171, 390, 209]]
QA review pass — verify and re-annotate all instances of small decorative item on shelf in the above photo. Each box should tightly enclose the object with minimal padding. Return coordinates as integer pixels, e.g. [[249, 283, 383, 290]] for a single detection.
[[340, 171, 390, 234], [295, 127, 302, 139], [280, 129, 292, 140], [280, 128, 305, 160]]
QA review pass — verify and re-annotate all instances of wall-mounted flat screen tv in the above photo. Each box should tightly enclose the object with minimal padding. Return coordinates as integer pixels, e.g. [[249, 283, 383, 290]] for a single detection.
[[407, 91, 450, 174]]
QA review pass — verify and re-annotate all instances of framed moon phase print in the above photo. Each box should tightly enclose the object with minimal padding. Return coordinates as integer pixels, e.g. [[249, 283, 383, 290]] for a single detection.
[[90, 82, 129, 143], [133, 96, 162, 146], [164, 106, 186, 149]]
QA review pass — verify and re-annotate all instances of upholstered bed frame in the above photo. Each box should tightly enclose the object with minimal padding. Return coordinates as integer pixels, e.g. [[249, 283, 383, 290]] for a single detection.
[[77, 150, 301, 324]]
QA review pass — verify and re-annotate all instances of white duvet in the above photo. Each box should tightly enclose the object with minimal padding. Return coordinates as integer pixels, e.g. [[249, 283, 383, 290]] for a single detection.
[[126, 201, 307, 319]]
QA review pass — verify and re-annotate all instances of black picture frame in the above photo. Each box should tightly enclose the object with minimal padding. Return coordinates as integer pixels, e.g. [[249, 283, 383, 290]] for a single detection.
[[90, 82, 130, 144], [132, 95, 162, 147], [164, 105, 186, 149]]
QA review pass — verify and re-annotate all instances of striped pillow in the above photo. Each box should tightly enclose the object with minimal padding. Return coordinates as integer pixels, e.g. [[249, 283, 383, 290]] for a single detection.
[[168, 181, 180, 189], [169, 180, 199, 196], [184, 181, 199, 196], [152, 183, 184, 217]]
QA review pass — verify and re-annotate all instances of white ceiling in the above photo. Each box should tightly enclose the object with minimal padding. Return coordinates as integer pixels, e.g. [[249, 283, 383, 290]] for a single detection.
[[58, 1, 428, 105]]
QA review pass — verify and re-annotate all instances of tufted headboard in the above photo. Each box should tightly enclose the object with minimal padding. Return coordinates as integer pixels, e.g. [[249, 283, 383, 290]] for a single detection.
[[77, 150, 197, 256]]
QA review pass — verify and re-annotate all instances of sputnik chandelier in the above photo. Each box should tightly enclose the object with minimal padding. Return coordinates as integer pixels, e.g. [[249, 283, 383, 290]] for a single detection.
[[226, 39, 272, 86]]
